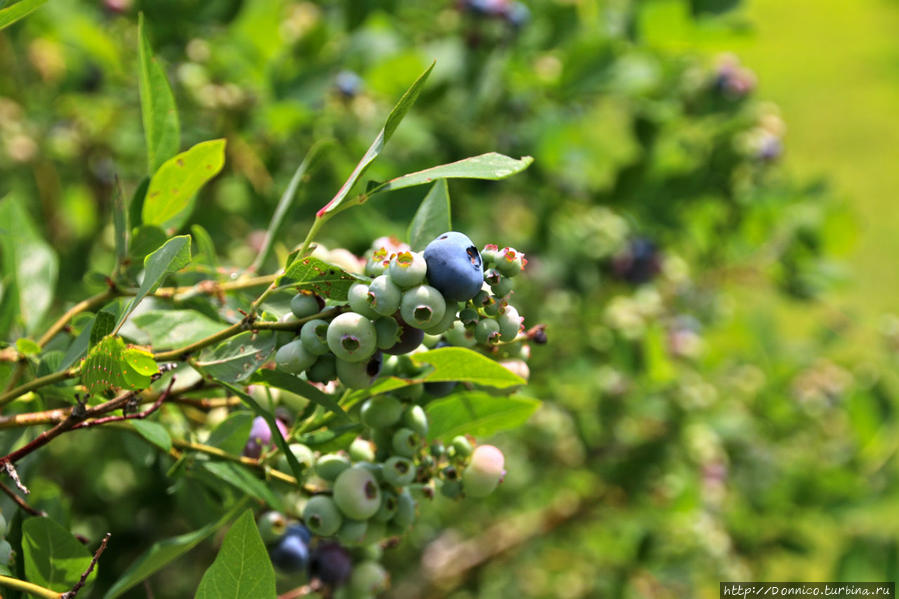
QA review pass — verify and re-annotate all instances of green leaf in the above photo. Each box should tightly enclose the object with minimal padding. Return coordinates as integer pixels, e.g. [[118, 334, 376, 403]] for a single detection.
[[214, 380, 305, 484], [142, 139, 227, 228], [129, 178, 150, 230], [131, 419, 172, 451], [316, 61, 434, 218], [104, 499, 248, 599], [0, 195, 59, 334], [414, 347, 525, 387], [195, 330, 276, 383], [296, 424, 361, 448], [133, 309, 226, 349], [113, 179, 129, 268], [15, 337, 40, 356], [195, 510, 276, 599], [22, 516, 95, 592], [191, 224, 218, 271], [138, 12, 180, 174], [129, 224, 167, 262], [371, 153, 534, 195], [116, 235, 191, 330], [251, 369, 349, 422], [251, 140, 330, 273], [280, 256, 360, 301], [201, 462, 283, 510], [0, 0, 47, 31], [407, 179, 451, 251], [425, 391, 541, 442], [207, 412, 254, 456]]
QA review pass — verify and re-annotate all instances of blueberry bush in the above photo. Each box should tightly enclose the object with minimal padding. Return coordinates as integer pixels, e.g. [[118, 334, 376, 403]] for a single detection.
[[1, 1, 896, 598]]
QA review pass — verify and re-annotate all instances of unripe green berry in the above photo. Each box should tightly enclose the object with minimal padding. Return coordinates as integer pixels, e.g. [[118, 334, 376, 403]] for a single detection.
[[445, 321, 477, 348], [336, 518, 368, 546], [374, 317, 400, 350], [367, 275, 402, 316], [350, 561, 389, 595], [400, 285, 446, 329], [459, 308, 479, 327], [492, 276, 514, 297], [394, 382, 423, 402], [347, 283, 380, 320], [451, 435, 473, 458], [362, 520, 386, 545], [374, 490, 398, 522], [462, 444, 505, 498], [327, 312, 377, 363], [423, 301, 460, 335], [383, 456, 416, 487], [303, 495, 343, 536], [497, 305, 522, 342], [0, 513, 7, 538], [336, 354, 382, 389], [306, 354, 337, 383], [257, 511, 288, 544], [495, 247, 526, 277], [403, 405, 428, 437], [356, 461, 384, 483], [388, 251, 427, 288], [365, 247, 389, 277], [333, 466, 381, 520], [275, 339, 317, 374], [291, 292, 322, 319], [392, 490, 416, 529], [349, 438, 375, 462], [360, 395, 403, 429], [440, 479, 462, 499], [475, 318, 501, 345], [483, 296, 501, 316], [300, 319, 331, 355], [392, 427, 420, 458], [315, 453, 351, 481], [0, 539, 11, 567]]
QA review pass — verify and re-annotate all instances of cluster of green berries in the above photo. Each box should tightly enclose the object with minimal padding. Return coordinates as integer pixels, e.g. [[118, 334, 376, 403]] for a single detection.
[[274, 232, 527, 390]]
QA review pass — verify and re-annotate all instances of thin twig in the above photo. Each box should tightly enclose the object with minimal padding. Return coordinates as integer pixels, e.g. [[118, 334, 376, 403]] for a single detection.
[[0, 478, 46, 516], [61, 532, 111, 599], [3, 462, 28, 494]]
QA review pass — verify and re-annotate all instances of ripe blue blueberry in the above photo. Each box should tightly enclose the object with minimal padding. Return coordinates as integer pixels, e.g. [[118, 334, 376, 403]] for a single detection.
[[310, 541, 353, 586], [327, 312, 377, 363], [423, 232, 484, 302], [300, 319, 331, 355], [290, 292, 324, 319], [268, 524, 312, 573], [333, 466, 382, 520], [275, 339, 317, 374], [388, 251, 427, 288], [335, 70, 363, 98], [303, 495, 343, 536], [611, 237, 661, 284], [367, 275, 402, 316], [336, 352, 382, 389], [400, 285, 446, 329]]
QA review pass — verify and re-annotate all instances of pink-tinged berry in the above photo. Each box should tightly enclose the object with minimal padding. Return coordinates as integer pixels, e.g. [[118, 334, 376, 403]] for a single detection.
[[462, 444, 505, 498]]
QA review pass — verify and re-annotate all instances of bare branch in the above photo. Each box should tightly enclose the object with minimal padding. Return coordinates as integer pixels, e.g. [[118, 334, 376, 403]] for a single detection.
[[61, 532, 111, 599]]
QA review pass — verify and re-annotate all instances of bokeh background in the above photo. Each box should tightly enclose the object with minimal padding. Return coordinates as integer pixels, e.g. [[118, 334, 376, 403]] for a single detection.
[[2, 0, 899, 597]]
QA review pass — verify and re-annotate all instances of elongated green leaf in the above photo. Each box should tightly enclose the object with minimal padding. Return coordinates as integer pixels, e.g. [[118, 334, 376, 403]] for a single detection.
[[22, 516, 95, 592], [142, 139, 227, 228], [0, 195, 58, 334], [195, 330, 276, 383], [407, 179, 451, 251], [0, 0, 46, 31], [280, 256, 360, 301], [104, 499, 248, 599], [251, 140, 330, 273], [214, 380, 305, 484], [191, 224, 218, 271], [113, 179, 129, 268], [371, 153, 534, 195], [316, 61, 434, 218], [131, 419, 172, 451], [202, 462, 282, 510], [251, 369, 348, 422], [207, 412, 254, 456], [138, 13, 180, 174], [195, 510, 276, 599], [296, 423, 361, 448], [133, 309, 226, 349], [415, 347, 525, 387], [116, 235, 191, 330], [425, 391, 541, 441]]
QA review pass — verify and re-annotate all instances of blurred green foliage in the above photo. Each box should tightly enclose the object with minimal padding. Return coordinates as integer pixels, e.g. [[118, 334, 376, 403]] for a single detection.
[[1, 0, 898, 598]]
